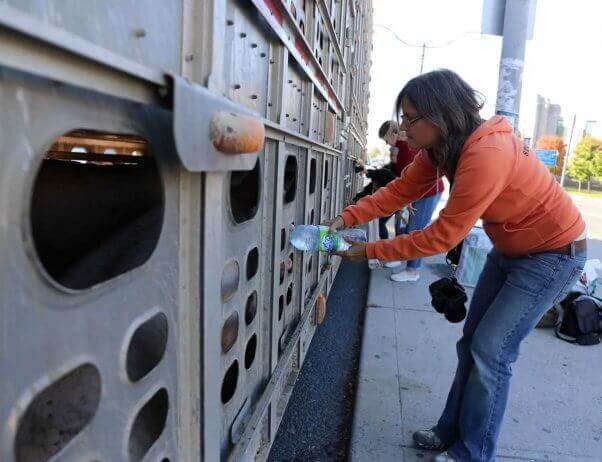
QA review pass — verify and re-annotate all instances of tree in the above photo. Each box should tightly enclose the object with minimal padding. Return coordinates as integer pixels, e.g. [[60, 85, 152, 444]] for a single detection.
[[567, 136, 602, 190], [367, 146, 387, 162], [535, 135, 566, 175]]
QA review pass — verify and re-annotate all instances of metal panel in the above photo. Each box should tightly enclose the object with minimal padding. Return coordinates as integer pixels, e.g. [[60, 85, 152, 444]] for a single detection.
[[223, 0, 274, 118], [0, 69, 181, 462], [201, 138, 278, 460], [283, 58, 310, 134], [0, 0, 373, 460], [6, 0, 182, 73], [310, 90, 327, 143], [303, 150, 322, 305]]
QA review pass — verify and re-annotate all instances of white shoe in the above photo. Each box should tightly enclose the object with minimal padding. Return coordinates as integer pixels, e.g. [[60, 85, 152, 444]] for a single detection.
[[433, 451, 457, 462], [383, 261, 402, 268], [390, 269, 420, 282]]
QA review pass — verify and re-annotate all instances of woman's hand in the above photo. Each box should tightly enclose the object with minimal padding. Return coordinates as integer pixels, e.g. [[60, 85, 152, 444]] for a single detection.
[[323, 215, 345, 235], [335, 239, 368, 262]]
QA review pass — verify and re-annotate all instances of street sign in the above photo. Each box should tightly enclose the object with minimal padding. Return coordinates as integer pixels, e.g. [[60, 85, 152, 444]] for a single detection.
[[534, 149, 558, 167]]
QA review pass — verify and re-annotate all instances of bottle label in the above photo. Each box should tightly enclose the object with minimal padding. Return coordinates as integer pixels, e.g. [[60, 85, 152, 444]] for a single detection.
[[319, 228, 339, 252]]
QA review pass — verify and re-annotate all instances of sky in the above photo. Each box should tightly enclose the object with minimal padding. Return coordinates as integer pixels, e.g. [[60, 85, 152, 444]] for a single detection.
[[367, 0, 602, 153]]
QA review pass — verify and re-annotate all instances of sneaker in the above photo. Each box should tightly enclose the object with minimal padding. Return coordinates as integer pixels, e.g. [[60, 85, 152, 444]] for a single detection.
[[383, 261, 402, 268], [433, 451, 457, 462], [390, 269, 420, 282], [413, 429, 445, 451]]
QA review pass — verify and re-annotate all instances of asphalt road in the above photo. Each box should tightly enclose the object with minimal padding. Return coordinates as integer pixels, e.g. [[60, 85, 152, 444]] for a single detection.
[[268, 260, 369, 462]]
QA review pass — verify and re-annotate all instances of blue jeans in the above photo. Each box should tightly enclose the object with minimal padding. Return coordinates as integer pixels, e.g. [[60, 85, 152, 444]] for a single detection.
[[406, 193, 442, 269], [379, 215, 393, 240], [435, 245, 586, 461]]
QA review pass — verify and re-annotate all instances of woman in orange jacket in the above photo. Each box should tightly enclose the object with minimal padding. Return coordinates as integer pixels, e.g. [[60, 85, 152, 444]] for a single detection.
[[329, 69, 587, 462]]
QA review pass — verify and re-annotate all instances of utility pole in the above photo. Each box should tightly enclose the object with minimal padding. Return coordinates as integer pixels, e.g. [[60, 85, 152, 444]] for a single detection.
[[493, 0, 534, 132], [560, 114, 577, 188], [419, 43, 426, 74]]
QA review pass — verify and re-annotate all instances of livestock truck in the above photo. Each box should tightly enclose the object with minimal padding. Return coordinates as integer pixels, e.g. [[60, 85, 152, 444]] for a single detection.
[[0, 0, 373, 460]]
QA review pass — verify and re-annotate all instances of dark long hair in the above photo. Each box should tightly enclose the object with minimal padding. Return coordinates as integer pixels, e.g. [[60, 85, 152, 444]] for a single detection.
[[395, 69, 484, 180]]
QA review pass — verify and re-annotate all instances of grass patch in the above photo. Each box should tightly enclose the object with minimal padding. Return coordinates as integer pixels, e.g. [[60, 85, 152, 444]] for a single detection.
[[564, 187, 602, 198]]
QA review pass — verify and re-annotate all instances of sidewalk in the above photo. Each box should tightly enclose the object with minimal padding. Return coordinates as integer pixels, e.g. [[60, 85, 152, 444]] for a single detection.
[[350, 253, 602, 461]]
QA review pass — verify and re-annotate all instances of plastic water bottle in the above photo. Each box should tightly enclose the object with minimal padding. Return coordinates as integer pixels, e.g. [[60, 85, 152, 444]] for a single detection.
[[290, 225, 367, 252]]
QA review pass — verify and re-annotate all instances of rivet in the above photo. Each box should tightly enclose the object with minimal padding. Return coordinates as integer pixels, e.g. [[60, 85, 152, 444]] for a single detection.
[[227, 19, 234, 26], [185, 54, 194, 62], [240, 32, 247, 38], [233, 84, 241, 90], [251, 94, 258, 100], [251, 43, 258, 48], [133, 28, 146, 38], [260, 52, 267, 58]]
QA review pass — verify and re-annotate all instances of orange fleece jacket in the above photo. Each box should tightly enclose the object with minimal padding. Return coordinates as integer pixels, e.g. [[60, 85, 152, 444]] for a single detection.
[[341, 116, 585, 261]]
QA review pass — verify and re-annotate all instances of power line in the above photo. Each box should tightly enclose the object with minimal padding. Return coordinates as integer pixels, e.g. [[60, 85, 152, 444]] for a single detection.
[[374, 24, 482, 75], [374, 24, 481, 48]]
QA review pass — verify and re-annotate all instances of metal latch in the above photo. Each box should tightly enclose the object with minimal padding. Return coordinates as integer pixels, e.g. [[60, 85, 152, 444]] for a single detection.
[[169, 75, 265, 172]]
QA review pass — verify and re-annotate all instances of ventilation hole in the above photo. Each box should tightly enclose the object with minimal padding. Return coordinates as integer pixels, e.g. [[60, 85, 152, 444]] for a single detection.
[[221, 260, 239, 302], [126, 312, 168, 382], [15, 363, 101, 462], [287, 284, 293, 305], [221, 311, 239, 354], [128, 388, 169, 462], [279, 262, 285, 285], [288, 253, 294, 274], [30, 130, 163, 290], [246, 247, 259, 280], [221, 361, 239, 404], [278, 295, 284, 321], [245, 291, 258, 325], [280, 228, 286, 252], [230, 160, 260, 223], [307, 255, 313, 273], [324, 159, 330, 188], [309, 158, 317, 194], [245, 334, 258, 369], [283, 156, 297, 204]]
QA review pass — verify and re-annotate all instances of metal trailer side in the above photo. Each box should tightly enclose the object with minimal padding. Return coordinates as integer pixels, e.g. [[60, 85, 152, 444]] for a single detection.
[[0, 0, 373, 460]]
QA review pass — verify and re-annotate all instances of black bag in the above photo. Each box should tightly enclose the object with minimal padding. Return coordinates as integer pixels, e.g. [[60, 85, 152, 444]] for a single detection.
[[555, 294, 602, 346], [426, 240, 467, 324], [429, 277, 468, 323]]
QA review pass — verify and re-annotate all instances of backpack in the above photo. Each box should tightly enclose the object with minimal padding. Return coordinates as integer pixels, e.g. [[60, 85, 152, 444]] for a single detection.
[[555, 293, 602, 346]]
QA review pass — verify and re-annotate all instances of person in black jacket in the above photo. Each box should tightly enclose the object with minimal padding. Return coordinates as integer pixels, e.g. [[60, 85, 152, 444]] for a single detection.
[[353, 167, 398, 240]]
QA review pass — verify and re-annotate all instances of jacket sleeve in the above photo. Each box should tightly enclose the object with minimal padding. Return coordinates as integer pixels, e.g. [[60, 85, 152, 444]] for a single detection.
[[364, 145, 512, 261], [340, 151, 439, 226]]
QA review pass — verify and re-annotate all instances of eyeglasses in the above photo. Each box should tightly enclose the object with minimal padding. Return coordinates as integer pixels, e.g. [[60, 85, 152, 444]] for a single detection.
[[400, 114, 424, 128]]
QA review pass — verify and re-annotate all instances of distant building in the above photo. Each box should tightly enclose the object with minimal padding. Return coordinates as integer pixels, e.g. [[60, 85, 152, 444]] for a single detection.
[[533, 95, 563, 143], [583, 120, 597, 137]]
